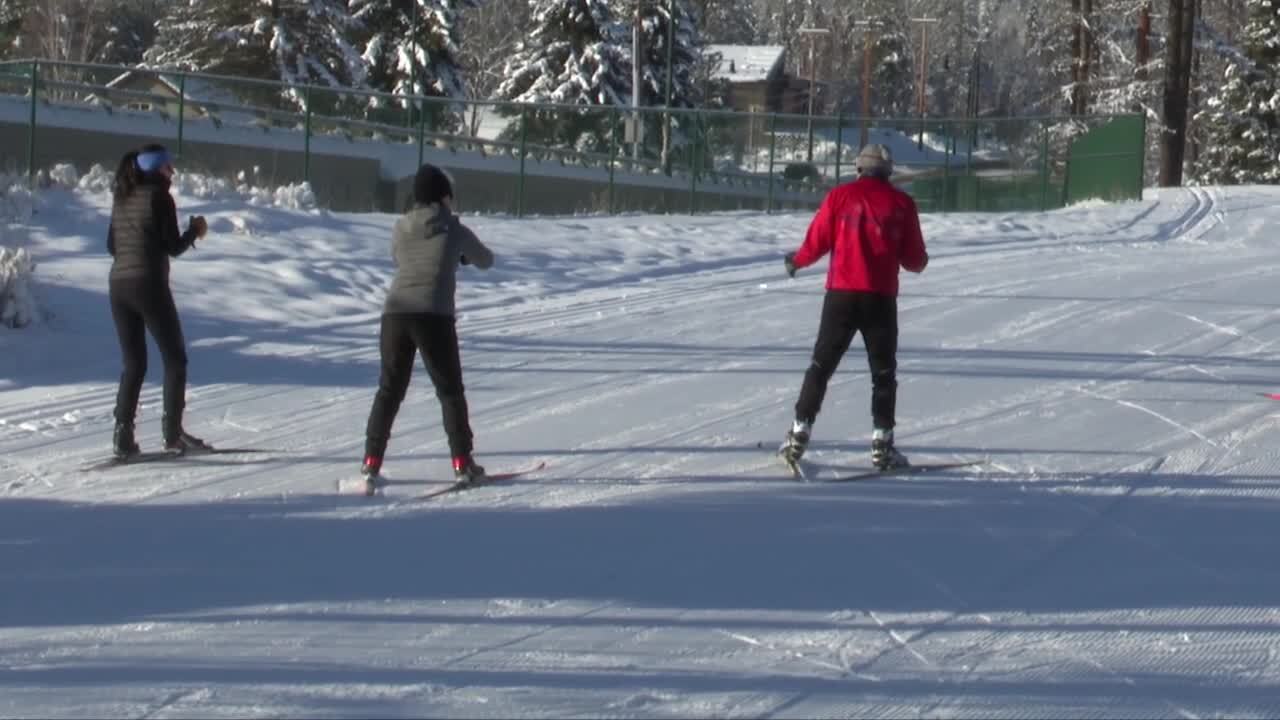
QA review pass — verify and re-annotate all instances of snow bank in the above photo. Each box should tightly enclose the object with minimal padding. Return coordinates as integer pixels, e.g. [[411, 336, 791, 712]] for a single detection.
[[0, 246, 37, 328], [74, 163, 317, 210]]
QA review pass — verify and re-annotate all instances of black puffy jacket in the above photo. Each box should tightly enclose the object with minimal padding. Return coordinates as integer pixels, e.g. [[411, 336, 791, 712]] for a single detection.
[[107, 177, 198, 283]]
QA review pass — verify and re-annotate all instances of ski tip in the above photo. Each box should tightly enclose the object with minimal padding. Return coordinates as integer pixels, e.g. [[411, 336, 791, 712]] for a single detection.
[[1260, 392, 1280, 401]]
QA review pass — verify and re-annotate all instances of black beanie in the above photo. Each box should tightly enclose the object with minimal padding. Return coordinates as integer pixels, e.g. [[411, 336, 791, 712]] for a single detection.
[[414, 163, 453, 205]]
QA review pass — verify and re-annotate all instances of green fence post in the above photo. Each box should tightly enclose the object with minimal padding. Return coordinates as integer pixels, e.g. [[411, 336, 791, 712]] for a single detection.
[[1039, 123, 1050, 211], [966, 117, 975, 170], [176, 73, 186, 159], [609, 106, 618, 215], [834, 114, 844, 183], [303, 85, 313, 186], [943, 123, 952, 212], [416, 97, 426, 169], [27, 60, 37, 188], [517, 105, 528, 218], [1137, 112, 1147, 200], [689, 112, 698, 214], [766, 113, 777, 214]]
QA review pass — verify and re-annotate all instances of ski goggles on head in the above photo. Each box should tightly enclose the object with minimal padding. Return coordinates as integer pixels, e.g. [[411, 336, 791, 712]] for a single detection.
[[136, 149, 173, 173]]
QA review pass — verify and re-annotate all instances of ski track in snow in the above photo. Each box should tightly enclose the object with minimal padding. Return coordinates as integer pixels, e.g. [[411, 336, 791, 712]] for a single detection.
[[4, 184, 1280, 718]]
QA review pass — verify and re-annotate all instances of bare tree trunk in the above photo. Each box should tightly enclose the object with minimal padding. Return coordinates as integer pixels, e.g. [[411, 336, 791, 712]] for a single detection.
[[1136, 1, 1151, 81], [1080, 0, 1093, 114], [1189, 0, 1204, 165], [1071, 0, 1084, 114], [1159, 0, 1196, 186]]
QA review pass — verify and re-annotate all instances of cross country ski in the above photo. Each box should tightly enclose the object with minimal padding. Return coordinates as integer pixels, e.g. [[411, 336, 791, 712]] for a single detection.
[[80, 447, 276, 472], [340, 461, 548, 499]]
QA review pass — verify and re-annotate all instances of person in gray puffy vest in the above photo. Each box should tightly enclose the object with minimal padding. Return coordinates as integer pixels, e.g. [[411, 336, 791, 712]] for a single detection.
[[360, 163, 494, 486]]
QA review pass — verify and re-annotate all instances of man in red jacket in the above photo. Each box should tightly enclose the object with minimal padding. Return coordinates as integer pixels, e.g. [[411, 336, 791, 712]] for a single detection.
[[778, 143, 928, 473]]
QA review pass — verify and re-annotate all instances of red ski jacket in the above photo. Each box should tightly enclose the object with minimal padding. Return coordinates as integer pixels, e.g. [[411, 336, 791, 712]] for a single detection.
[[790, 176, 928, 296]]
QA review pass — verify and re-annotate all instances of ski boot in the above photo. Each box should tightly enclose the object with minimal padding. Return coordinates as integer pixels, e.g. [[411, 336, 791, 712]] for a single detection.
[[452, 455, 486, 486], [164, 428, 212, 454], [359, 455, 384, 497], [778, 419, 811, 477], [113, 421, 140, 461], [871, 428, 910, 471]]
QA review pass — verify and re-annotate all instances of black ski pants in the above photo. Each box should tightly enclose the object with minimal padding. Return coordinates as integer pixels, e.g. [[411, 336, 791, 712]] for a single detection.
[[364, 312, 474, 460], [110, 277, 188, 437], [795, 290, 899, 431]]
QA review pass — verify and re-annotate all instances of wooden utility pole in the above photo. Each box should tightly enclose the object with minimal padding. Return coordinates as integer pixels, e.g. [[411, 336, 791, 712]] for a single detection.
[[910, 16, 939, 149], [1160, 0, 1196, 186], [854, 19, 883, 149], [799, 26, 831, 163]]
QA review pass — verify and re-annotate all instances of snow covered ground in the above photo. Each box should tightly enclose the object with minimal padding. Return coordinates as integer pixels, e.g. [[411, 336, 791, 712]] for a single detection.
[[2, 176, 1279, 718]]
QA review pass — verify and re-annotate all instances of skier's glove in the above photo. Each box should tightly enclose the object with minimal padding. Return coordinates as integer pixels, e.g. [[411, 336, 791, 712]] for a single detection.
[[187, 216, 208, 247], [459, 254, 470, 266], [784, 252, 797, 278]]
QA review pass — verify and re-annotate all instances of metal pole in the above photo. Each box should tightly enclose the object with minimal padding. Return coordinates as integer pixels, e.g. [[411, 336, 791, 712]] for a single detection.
[[632, 1, 642, 161], [177, 73, 186, 158], [807, 38, 816, 161], [303, 84, 313, 186], [417, 97, 426, 168], [689, 111, 698, 213], [834, 113, 844, 182], [609, 106, 619, 214], [517, 105, 528, 218], [766, 113, 777, 214], [1039, 123, 1050, 211], [943, 128, 951, 212], [27, 60, 37, 188], [971, 45, 981, 151], [1138, 111, 1148, 200]]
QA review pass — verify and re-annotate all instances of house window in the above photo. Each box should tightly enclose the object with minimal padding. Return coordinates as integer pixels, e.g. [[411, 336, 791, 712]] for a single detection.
[[126, 101, 153, 112]]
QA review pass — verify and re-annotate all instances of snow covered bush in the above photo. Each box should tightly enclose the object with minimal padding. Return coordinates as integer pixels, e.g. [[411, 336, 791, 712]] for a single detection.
[[76, 164, 114, 194], [47, 163, 80, 188], [256, 182, 317, 210], [0, 178, 34, 222], [0, 246, 38, 329]]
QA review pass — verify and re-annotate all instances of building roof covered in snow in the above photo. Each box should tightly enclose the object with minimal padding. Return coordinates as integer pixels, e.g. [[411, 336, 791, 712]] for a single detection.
[[705, 45, 786, 84]]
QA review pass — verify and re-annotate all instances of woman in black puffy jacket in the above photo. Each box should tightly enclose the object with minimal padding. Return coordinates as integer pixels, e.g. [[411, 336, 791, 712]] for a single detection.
[[106, 143, 209, 459]]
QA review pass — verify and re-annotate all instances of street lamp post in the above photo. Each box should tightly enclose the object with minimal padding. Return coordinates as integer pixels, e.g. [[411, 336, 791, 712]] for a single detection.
[[798, 26, 831, 163]]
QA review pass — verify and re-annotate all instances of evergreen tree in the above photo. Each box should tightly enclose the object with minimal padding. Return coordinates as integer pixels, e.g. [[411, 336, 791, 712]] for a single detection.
[[862, 0, 913, 118], [498, 0, 629, 106], [148, 0, 366, 109], [0, 0, 25, 58], [632, 0, 704, 109], [697, 0, 757, 44], [1015, 0, 1072, 114], [1195, 0, 1280, 184], [496, 0, 630, 151], [101, 0, 165, 66], [353, 0, 473, 111]]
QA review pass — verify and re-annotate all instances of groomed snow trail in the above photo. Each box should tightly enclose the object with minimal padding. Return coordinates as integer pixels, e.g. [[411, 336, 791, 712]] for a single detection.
[[3, 185, 1279, 718]]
